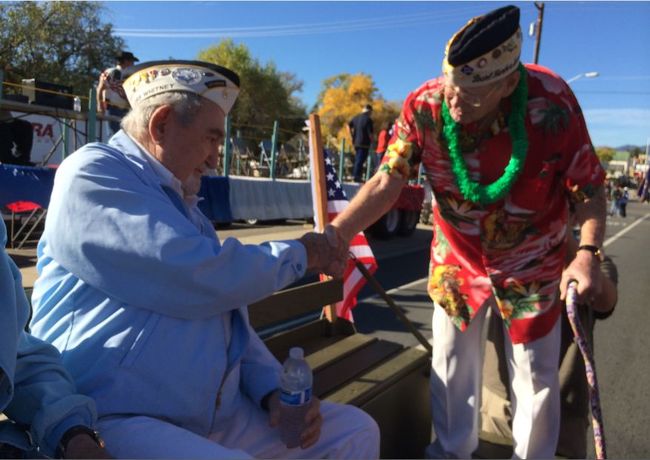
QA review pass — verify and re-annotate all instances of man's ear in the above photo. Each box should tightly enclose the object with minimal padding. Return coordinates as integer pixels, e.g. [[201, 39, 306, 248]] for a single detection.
[[503, 70, 521, 97], [148, 105, 173, 145]]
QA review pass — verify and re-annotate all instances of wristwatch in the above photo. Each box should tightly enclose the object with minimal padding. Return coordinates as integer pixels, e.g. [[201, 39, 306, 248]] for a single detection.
[[56, 425, 105, 458], [577, 244, 604, 261]]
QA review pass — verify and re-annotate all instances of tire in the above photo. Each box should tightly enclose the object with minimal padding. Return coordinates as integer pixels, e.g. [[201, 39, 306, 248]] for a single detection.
[[245, 218, 259, 225], [367, 208, 400, 239], [398, 209, 420, 236]]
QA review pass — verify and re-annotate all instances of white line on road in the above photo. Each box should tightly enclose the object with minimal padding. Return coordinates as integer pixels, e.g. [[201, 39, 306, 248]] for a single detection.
[[603, 213, 650, 248]]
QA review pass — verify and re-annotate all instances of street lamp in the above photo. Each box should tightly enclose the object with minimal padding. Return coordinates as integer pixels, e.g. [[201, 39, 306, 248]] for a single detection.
[[566, 71, 599, 84]]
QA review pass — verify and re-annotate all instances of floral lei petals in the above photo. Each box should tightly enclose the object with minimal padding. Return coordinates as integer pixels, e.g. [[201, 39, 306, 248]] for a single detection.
[[441, 64, 529, 205], [381, 138, 413, 180]]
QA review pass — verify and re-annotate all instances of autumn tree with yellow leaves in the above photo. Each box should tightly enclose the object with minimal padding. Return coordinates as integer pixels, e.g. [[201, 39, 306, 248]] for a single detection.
[[315, 73, 400, 150]]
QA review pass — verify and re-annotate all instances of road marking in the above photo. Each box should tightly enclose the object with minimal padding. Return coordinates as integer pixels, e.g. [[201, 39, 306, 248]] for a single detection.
[[603, 212, 650, 248]]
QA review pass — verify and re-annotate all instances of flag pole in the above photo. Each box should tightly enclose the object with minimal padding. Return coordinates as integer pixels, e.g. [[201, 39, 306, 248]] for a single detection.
[[309, 113, 338, 323], [351, 256, 433, 353]]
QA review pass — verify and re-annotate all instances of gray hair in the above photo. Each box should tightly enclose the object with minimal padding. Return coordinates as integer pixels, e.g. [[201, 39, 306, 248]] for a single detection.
[[121, 91, 204, 138]]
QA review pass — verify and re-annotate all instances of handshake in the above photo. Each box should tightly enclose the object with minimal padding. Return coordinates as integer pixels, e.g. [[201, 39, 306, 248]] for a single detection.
[[298, 224, 349, 279]]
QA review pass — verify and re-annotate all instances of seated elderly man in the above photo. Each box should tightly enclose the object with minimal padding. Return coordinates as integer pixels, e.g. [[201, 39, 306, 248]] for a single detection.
[[0, 221, 109, 459], [29, 60, 379, 459]]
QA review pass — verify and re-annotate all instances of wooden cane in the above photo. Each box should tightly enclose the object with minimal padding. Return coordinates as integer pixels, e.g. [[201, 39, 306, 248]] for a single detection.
[[566, 280, 607, 459]]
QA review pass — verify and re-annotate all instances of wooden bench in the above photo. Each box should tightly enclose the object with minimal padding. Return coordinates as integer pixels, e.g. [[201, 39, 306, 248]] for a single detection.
[[249, 278, 432, 459]]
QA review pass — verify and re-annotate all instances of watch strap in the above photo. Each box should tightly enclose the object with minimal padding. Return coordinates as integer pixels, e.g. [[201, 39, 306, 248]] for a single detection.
[[577, 244, 603, 260], [56, 425, 105, 458]]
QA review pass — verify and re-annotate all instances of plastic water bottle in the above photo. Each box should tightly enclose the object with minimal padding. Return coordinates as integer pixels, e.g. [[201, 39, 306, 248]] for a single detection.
[[73, 96, 81, 112], [279, 347, 313, 448]]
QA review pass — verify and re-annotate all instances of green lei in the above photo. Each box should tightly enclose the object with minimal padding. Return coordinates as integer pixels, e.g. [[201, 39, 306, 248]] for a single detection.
[[441, 64, 529, 205]]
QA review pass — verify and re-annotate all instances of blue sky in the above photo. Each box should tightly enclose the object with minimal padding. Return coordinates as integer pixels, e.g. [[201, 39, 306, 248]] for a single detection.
[[103, 1, 650, 148]]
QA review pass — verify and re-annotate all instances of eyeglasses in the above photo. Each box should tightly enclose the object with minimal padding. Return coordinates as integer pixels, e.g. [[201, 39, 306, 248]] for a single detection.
[[444, 83, 500, 108]]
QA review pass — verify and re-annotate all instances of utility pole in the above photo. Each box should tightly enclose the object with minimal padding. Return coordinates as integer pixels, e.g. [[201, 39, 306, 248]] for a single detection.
[[533, 2, 545, 64]]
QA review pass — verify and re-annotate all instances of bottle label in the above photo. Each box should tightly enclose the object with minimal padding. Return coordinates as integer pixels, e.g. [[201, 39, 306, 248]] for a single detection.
[[280, 388, 312, 406]]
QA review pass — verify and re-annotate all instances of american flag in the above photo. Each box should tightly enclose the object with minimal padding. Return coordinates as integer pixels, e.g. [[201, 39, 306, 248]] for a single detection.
[[314, 151, 378, 322]]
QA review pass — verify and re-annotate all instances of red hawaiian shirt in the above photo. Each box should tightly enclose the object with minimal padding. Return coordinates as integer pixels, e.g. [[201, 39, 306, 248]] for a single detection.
[[382, 64, 605, 344]]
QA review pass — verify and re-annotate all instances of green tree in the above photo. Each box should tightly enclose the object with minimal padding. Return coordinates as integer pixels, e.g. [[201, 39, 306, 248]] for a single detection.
[[629, 146, 644, 158], [0, 2, 125, 105], [595, 146, 616, 163], [315, 73, 401, 149], [198, 39, 307, 147]]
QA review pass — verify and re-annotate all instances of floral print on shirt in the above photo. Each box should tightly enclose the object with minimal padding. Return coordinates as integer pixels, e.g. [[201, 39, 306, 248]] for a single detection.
[[382, 64, 605, 343]]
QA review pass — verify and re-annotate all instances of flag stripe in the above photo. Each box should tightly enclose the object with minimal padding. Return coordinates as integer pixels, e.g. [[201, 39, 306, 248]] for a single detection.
[[349, 246, 375, 259], [312, 150, 379, 322]]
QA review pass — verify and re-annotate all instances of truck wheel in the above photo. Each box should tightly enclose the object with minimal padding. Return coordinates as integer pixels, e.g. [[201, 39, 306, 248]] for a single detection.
[[368, 208, 400, 239], [398, 209, 420, 236]]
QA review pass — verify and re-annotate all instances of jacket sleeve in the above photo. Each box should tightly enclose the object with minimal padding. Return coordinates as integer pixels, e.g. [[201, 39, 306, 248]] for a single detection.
[[7, 332, 97, 458], [44, 150, 308, 320], [239, 319, 282, 407], [1, 227, 95, 458]]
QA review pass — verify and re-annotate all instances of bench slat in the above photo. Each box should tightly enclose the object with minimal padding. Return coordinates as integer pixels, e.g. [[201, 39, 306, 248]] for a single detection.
[[264, 319, 331, 360], [248, 278, 343, 330], [326, 347, 429, 406], [306, 334, 377, 371], [314, 339, 403, 398], [357, 351, 431, 459]]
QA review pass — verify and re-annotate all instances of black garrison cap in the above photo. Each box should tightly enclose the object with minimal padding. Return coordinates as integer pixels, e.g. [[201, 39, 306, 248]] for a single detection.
[[442, 5, 522, 87], [447, 5, 520, 66]]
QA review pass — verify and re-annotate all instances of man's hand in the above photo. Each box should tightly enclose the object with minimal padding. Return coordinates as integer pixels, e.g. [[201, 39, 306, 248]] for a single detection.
[[63, 433, 112, 459], [96, 98, 107, 114], [560, 249, 601, 302], [268, 391, 323, 449], [298, 224, 349, 278]]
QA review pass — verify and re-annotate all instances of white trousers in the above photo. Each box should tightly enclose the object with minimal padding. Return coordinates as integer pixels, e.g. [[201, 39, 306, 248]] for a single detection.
[[97, 397, 379, 459], [427, 302, 560, 459]]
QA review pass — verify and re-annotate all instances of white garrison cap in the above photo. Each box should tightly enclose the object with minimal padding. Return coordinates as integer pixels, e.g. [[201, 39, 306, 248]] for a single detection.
[[122, 60, 240, 114]]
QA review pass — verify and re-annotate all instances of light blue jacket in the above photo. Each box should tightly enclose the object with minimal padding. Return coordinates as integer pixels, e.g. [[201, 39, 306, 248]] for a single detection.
[[0, 221, 96, 456], [30, 131, 308, 437]]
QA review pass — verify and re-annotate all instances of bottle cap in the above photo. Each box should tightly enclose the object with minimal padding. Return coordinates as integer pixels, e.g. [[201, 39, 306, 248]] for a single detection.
[[289, 347, 304, 359]]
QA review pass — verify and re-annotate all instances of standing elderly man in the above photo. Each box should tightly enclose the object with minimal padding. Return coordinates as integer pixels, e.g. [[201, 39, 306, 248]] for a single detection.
[[0, 221, 109, 459], [30, 60, 379, 459], [330, 6, 606, 459]]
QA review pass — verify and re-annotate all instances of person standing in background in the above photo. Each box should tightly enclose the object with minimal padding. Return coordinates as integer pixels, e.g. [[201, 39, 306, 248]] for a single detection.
[[96, 51, 139, 135], [347, 104, 374, 182], [609, 184, 622, 216], [619, 186, 629, 217], [374, 120, 393, 173]]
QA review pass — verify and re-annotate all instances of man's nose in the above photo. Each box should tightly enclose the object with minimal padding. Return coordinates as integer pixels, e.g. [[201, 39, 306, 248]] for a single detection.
[[206, 149, 219, 169]]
